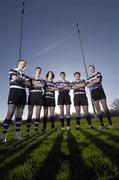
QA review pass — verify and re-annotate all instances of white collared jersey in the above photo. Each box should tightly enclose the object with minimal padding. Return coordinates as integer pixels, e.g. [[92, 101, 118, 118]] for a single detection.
[[56, 80, 71, 93], [29, 77, 45, 94], [71, 79, 86, 95], [9, 68, 29, 89], [44, 80, 57, 99], [87, 72, 102, 90]]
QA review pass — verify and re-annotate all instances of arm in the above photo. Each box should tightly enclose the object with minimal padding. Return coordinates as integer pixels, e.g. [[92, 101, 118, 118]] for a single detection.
[[87, 77, 101, 88], [32, 80, 45, 88]]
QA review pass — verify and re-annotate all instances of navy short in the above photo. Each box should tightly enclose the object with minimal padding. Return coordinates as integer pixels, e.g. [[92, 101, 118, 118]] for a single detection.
[[91, 87, 106, 101], [28, 92, 44, 106], [58, 92, 71, 105], [44, 98, 56, 107], [8, 88, 26, 105], [74, 94, 88, 106]]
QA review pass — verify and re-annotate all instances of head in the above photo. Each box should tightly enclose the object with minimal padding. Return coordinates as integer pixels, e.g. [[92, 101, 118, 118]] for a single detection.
[[16, 59, 27, 71], [46, 71, 55, 80], [35, 66, 42, 77], [88, 65, 96, 75], [60, 72, 66, 80], [74, 72, 81, 80]]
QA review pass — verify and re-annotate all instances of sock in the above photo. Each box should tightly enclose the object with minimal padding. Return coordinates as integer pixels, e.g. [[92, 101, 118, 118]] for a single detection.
[[27, 118, 32, 134], [2, 119, 11, 136], [34, 118, 39, 133], [60, 118, 64, 128], [50, 116, 55, 129], [43, 117, 47, 130], [76, 116, 80, 126], [66, 118, 70, 127], [98, 112, 104, 126], [84, 113, 92, 125], [106, 111, 112, 125], [15, 118, 22, 134]]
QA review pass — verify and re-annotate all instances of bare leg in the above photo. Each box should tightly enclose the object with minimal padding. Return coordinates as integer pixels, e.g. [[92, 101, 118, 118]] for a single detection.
[[26, 105, 34, 136], [100, 99, 112, 125], [93, 100, 104, 127], [82, 105, 92, 126], [15, 105, 25, 140], [59, 105, 65, 128], [65, 105, 71, 129], [75, 106, 81, 129], [2, 104, 16, 142], [50, 107, 56, 129]]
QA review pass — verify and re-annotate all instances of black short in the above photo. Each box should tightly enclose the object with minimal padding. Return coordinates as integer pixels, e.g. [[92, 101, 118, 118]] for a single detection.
[[28, 92, 44, 106], [8, 88, 26, 105], [44, 98, 55, 107], [91, 87, 106, 101], [74, 94, 88, 106], [58, 93, 71, 105]]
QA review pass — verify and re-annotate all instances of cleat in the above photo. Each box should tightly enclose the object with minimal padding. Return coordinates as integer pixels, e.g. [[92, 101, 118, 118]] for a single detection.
[[108, 125, 113, 129], [67, 126, 70, 131], [42, 129, 46, 135], [34, 131, 39, 136], [16, 132, 22, 141], [88, 125, 95, 129], [1, 134, 7, 143], [62, 127, 65, 131], [99, 125, 104, 130], [75, 127, 80, 131], [52, 127, 57, 131]]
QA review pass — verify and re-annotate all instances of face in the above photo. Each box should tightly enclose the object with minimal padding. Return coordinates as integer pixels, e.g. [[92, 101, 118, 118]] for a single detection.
[[35, 68, 41, 77], [17, 61, 26, 71], [74, 73, 80, 81], [48, 72, 53, 79], [60, 73, 65, 80], [88, 66, 95, 75]]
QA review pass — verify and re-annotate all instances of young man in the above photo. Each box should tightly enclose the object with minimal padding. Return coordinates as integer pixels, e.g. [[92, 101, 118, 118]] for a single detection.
[[1, 59, 30, 143], [26, 67, 45, 138], [43, 71, 57, 134], [71, 72, 94, 130], [57, 72, 71, 130], [87, 65, 112, 129]]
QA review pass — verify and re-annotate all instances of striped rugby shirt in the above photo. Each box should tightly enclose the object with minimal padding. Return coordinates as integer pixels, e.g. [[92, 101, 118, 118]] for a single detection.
[[56, 80, 71, 94], [44, 80, 57, 99], [9, 68, 29, 89], [29, 77, 45, 94], [71, 79, 86, 95], [87, 72, 102, 91]]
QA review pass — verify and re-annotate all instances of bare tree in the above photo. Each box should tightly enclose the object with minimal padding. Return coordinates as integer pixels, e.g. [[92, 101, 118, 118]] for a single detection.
[[110, 99, 119, 113]]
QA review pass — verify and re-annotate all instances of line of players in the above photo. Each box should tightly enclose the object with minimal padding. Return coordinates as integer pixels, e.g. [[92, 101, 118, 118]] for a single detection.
[[1, 59, 113, 143]]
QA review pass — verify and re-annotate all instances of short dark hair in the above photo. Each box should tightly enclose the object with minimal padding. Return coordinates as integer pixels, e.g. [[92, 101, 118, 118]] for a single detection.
[[35, 66, 42, 71], [60, 72, 66, 76], [46, 71, 55, 79], [74, 72, 81, 76], [88, 65, 95, 69]]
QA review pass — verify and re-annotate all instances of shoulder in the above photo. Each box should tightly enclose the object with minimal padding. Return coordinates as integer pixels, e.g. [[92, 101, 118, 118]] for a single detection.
[[96, 72, 102, 77]]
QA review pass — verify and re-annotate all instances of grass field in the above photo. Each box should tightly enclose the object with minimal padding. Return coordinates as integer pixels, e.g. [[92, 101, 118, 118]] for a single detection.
[[0, 117, 119, 180]]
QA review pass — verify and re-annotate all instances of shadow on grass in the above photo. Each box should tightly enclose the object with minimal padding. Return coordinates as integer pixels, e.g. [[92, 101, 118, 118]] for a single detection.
[[67, 131, 96, 180], [95, 129, 119, 143], [81, 129, 119, 169], [34, 132, 64, 180], [0, 131, 54, 178]]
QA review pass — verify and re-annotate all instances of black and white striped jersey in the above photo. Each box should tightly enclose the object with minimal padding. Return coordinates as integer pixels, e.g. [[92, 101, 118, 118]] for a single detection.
[[9, 68, 29, 89], [56, 80, 71, 94], [71, 79, 86, 95], [29, 77, 45, 94], [44, 80, 57, 99], [87, 72, 102, 90]]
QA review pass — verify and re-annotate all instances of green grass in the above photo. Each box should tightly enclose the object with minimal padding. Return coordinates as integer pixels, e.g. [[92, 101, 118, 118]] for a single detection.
[[0, 117, 119, 180]]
